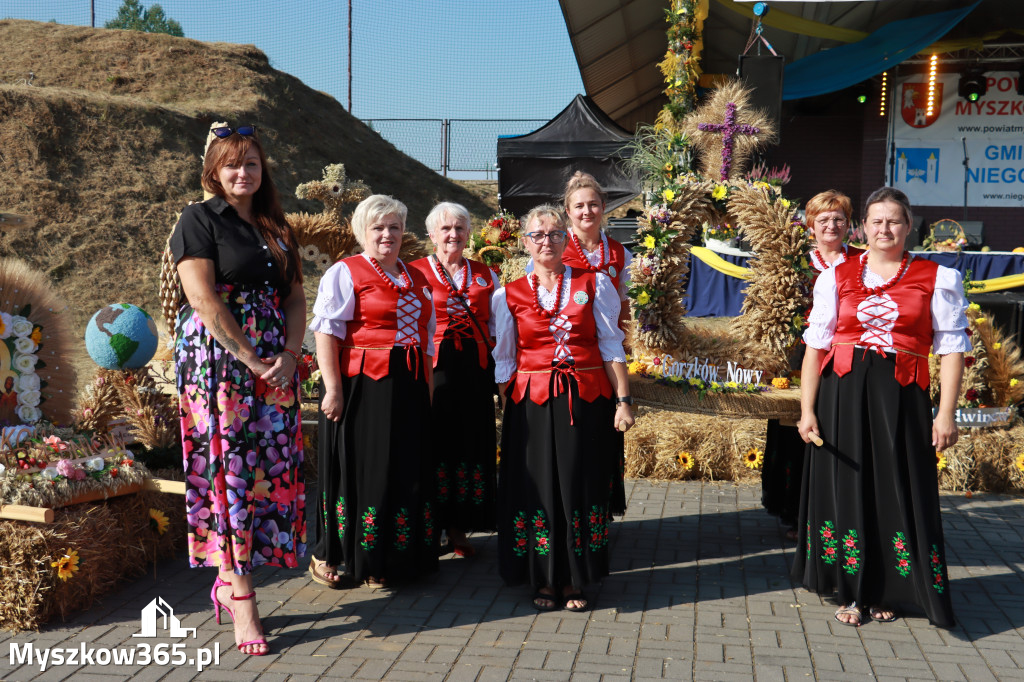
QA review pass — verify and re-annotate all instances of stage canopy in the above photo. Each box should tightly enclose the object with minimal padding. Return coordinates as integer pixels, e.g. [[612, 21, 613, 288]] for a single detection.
[[783, 2, 980, 100], [497, 95, 639, 219]]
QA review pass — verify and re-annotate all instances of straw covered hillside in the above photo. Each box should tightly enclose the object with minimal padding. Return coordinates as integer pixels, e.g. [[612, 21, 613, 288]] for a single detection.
[[0, 19, 494, 344]]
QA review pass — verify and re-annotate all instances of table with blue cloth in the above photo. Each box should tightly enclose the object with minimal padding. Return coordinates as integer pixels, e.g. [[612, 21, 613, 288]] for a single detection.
[[683, 249, 750, 317], [912, 250, 1024, 282], [682, 248, 1024, 318]]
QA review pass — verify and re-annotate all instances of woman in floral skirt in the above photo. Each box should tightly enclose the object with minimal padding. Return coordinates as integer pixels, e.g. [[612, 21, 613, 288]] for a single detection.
[[172, 125, 306, 656]]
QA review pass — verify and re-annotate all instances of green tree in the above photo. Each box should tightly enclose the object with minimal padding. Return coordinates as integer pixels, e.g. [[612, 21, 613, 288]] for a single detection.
[[104, 0, 184, 37]]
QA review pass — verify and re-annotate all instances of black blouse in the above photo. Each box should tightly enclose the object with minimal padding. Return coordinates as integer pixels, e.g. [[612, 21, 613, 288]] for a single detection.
[[170, 196, 290, 296]]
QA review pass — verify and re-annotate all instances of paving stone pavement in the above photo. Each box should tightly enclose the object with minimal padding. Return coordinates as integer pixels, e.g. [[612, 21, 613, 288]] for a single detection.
[[3, 480, 1024, 681]]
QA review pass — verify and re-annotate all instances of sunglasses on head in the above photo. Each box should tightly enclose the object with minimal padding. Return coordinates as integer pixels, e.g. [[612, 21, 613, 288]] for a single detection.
[[211, 125, 257, 139]]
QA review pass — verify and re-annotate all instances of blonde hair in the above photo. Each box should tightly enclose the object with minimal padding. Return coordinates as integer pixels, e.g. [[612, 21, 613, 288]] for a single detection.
[[562, 171, 607, 211], [521, 204, 566, 238], [351, 194, 407, 249]]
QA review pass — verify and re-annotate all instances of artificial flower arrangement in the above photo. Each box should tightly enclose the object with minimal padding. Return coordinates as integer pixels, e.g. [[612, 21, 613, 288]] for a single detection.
[[470, 209, 522, 270], [628, 205, 680, 320], [0, 308, 47, 425], [657, 0, 703, 126], [0, 429, 147, 509]]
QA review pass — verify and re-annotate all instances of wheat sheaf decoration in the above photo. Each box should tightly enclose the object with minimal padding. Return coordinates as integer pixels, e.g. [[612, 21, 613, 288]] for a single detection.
[[630, 80, 802, 374], [0, 259, 77, 426]]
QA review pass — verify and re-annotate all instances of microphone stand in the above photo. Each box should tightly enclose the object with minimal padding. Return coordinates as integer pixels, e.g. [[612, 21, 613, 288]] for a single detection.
[[961, 136, 969, 221]]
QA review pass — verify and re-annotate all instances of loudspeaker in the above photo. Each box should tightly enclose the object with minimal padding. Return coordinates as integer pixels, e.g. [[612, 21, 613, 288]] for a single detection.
[[971, 292, 1024, 351], [738, 55, 784, 143], [960, 220, 984, 246], [906, 215, 926, 249]]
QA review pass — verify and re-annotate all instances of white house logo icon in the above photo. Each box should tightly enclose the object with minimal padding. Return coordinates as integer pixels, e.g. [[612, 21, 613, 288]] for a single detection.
[[133, 597, 196, 638]]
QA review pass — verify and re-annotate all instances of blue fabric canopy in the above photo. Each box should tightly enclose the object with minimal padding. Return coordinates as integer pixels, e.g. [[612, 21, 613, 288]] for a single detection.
[[782, 2, 980, 101]]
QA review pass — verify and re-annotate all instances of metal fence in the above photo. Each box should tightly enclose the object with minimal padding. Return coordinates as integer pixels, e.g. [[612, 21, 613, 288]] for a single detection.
[[362, 119, 548, 176]]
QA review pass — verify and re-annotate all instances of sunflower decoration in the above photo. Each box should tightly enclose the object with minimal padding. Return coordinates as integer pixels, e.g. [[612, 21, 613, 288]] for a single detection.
[[743, 448, 764, 469], [1016, 452, 1024, 473], [676, 451, 695, 471], [149, 508, 170, 535], [936, 453, 947, 471], [51, 548, 80, 582]]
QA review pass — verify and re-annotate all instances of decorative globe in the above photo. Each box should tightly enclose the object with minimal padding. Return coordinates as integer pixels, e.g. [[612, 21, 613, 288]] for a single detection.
[[85, 304, 159, 369]]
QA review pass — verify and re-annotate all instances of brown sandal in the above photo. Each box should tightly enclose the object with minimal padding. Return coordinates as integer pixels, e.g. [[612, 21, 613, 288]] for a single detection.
[[308, 557, 345, 589]]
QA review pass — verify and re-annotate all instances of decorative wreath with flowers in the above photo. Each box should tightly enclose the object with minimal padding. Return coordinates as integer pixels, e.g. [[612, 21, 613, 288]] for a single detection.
[[0, 259, 76, 427], [627, 80, 806, 381]]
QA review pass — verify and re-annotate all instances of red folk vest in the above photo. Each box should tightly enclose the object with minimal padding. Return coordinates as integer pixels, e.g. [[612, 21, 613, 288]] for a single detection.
[[504, 270, 613, 406], [562, 233, 628, 289], [339, 255, 433, 380], [821, 256, 938, 390], [409, 257, 494, 369]]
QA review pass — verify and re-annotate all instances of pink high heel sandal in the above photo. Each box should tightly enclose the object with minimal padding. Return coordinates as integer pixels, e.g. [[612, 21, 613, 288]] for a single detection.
[[229, 591, 268, 655], [210, 576, 234, 625]]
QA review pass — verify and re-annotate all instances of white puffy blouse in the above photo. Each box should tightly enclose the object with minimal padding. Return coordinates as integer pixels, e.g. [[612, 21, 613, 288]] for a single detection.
[[309, 253, 437, 356], [491, 268, 627, 384], [803, 254, 971, 356]]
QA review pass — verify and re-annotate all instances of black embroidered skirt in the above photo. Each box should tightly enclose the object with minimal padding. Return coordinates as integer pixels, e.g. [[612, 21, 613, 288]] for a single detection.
[[430, 337, 497, 532], [312, 348, 438, 582], [791, 351, 955, 627], [497, 378, 617, 591]]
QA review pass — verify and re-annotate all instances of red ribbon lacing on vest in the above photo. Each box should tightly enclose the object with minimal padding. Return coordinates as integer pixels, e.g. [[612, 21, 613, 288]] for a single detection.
[[551, 360, 580, 425], [396, 291, 424, 377], [858, 295, 899, 357], [444, 310, 474, 351]]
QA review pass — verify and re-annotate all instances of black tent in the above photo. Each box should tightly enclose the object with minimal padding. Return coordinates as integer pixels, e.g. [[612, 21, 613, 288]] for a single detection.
[[497, 95, 639, 219]]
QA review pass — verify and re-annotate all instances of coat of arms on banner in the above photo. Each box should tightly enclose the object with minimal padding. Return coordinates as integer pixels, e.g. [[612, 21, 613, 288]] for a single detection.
[[901, 82, 943, 128], [896, 147, 940, 185]]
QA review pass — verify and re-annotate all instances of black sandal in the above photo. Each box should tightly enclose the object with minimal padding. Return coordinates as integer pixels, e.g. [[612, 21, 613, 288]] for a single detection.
[[869, 606, 898, 623], [532, 590, 558, 611], [562, 591, 589, 612]]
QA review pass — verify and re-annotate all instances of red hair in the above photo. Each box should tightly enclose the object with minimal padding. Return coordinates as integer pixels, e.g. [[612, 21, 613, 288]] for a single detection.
[[202, 134, 301, 284]]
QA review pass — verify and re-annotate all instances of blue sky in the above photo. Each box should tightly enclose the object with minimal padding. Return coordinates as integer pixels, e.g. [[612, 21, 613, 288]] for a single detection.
[[3, 0, 585, 120]]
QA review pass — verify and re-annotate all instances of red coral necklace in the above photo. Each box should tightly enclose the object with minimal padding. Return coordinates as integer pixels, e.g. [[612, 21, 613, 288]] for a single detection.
[[369, 257, 412, 294], [859, 251, 910, 296], [531, 271, 565, 317], [812, 244, 846, 270], [431, 256, 468, 296], [570, 231, 604, 271]]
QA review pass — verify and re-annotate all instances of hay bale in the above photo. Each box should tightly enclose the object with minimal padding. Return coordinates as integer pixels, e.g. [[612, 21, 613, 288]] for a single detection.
[[0, 490, 186, 632], [625, 406, 765, 483], [938, 419, 1024, 493]]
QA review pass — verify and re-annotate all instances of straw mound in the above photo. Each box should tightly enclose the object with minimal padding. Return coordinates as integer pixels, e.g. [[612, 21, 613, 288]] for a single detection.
[[938, 419, 1024, 493], [0, 490, 185, 632], [625, 406, 763, 483]]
